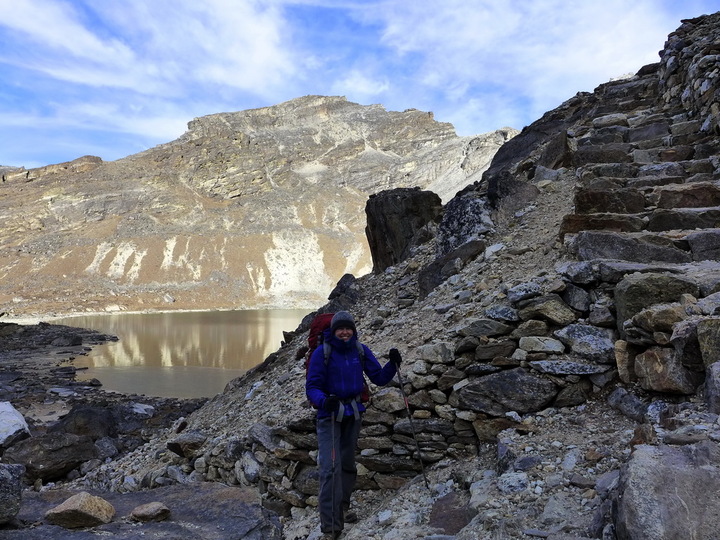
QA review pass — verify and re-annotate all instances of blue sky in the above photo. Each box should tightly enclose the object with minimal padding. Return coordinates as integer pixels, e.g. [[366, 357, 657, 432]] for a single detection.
[[1, 0, 719, 168]]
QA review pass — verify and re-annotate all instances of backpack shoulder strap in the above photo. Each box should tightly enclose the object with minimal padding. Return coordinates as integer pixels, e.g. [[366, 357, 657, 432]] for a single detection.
[[323, 342, 331, 365], [356, 341, 365, 367]]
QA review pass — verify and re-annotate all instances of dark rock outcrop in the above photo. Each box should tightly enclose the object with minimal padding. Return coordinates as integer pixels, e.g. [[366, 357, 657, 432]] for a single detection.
[[365, 187, 442, 273]]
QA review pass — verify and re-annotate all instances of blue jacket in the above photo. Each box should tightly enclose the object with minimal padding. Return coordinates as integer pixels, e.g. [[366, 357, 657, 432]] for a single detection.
[[306, 330, 397, 418]]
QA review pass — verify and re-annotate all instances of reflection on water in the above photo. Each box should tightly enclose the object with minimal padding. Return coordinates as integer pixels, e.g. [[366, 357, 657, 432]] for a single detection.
[[56, 309, 308, 399]]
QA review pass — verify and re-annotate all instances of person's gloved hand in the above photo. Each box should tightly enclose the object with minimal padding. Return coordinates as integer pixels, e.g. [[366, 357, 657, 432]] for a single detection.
[[389, 348, 402, 367], [323, 395, 340, 413]]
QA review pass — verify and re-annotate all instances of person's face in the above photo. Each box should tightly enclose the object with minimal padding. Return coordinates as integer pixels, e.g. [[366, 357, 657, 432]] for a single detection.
[[334, 327, 354, 342]]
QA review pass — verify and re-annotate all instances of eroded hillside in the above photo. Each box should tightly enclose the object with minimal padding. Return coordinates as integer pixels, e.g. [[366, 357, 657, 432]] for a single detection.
[[0, 96, 515, 316]]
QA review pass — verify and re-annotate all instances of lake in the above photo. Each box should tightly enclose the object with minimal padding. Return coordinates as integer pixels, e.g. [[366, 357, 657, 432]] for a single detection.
[[56, 309, 309, 399]]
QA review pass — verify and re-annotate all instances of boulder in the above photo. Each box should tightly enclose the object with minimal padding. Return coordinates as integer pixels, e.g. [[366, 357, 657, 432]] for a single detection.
[[0, 464, 24, 524], [669, 319, 705, 371], [436, 191, 494, 257], [45, 491, 115, 528], [561, 283, 591, 312], [416, 342, 455, 364], [572, 143, 632, 166], [428, 491, 478, 535], [167, 430, 207, 458], [697, 318, 720, 368], [3, 432, 98, 482], [553, 324, 617, 363], [365, 187, 442, 273], [517, 294, 579, 325], [0, 401, 30, 449], [634, 347, 701, 394], [614, 273, 700, 334], [50, 405, 118, 440], [507, 282, 541, 304], [607, 387, 647, 422], [631, 303, 686, 333], [369, 387, 405, 414], [130, 501, 171, 522], [474, 340, 517, 360], [528, 360, 609, 376], [615, 442, 720, 540], [457, 368, 558, 416], [518, 336, 565, 354], [454, 318, 514, 338]]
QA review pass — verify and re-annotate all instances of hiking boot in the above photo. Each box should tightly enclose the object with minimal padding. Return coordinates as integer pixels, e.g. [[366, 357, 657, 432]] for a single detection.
[[343, 509, 358, 523], [320, 532, 342, 540]]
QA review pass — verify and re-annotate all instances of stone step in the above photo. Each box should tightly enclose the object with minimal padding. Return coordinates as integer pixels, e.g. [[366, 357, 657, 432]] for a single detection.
[[632, 145, 695, 164], [566, 228, 720, 264], [574, 188, 647, 214], [647, 207, 720, 231], [574, 180, 720, 215], [572, 143, 633, 166], [652, 181, 720, 209], [627, 175, 689, 188], [567, 230, 692, 263], [560, 213, 647, 237], [578, 163, 641, 181]]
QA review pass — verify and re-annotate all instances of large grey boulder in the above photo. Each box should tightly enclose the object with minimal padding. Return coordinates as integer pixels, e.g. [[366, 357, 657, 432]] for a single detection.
[[45, 491, 116, 529], [553, 324, 617, 363], [0, 401, 30, 449], [615, 442, 720, 540], [2, 432, 98, 482], [50, 405, 118, 440], [634, 347, 702, 394], [365, 187, 442, 273], [457, 368, 558, 416], [614, 273, 700, 334]]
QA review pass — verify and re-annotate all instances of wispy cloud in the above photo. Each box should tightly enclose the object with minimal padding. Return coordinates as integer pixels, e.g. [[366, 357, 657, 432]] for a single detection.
[[0, 0, 717, 166]]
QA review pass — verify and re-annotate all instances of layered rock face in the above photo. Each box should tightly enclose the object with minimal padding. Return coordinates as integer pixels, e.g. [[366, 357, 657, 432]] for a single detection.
[[0, 96, 515, 314]]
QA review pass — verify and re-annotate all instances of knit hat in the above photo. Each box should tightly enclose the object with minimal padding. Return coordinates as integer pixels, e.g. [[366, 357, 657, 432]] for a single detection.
[[330, 311, 356, 334]]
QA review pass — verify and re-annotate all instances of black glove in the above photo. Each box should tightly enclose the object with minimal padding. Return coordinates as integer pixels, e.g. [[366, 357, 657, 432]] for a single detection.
[[389, 348, 402, 367], [323, 395, 340, 413]]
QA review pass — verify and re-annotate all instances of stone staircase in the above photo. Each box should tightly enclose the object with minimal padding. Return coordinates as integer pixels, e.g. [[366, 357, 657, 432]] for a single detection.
[[560, 72, 720, 267]]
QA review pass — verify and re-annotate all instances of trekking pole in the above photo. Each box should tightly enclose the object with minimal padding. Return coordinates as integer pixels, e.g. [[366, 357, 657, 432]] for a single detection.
[[395, 365, 430, 490], [330, 401, 337, 539]]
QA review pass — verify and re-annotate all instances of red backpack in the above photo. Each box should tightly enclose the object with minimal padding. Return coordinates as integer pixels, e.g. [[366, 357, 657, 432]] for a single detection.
[[304, 312, 370, 406]]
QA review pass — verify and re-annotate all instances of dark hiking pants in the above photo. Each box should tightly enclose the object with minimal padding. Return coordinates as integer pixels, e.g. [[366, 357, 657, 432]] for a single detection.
[[317, 414, 362, 533]]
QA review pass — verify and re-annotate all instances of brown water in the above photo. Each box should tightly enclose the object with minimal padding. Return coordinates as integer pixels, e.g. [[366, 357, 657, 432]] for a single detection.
[[56, 309, 308, 398]]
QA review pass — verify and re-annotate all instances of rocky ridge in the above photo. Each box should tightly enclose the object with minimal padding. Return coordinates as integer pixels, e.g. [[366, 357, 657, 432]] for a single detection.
[[0, 97, 515, 316], [2, 11, 720, 540]]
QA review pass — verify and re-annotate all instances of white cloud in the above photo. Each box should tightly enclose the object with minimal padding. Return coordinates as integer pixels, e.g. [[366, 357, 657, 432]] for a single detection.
[[1, 0, 719, 165], [331, 70, 390, 100]]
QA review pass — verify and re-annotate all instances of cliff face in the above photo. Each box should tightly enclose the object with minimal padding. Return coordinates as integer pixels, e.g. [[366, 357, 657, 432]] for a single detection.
[[0, 96, 515, 315]]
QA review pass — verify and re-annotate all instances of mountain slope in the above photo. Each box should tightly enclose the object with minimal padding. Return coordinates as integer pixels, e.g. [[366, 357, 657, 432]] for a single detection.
[[0, 96, 515, 315]]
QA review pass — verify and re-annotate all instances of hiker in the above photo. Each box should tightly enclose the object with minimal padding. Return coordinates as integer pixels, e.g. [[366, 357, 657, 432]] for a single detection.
[[305, 310, 402, 538]]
